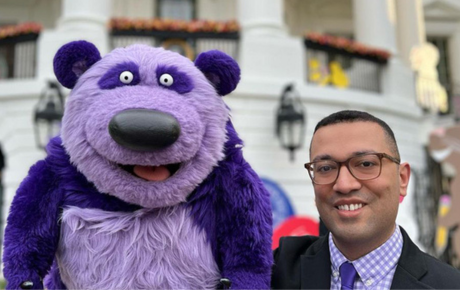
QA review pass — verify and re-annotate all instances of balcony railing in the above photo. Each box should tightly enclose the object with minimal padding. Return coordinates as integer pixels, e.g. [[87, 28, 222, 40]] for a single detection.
[[304, 33, 390, 93], [0, 23, 41, 80], [110, 18, 240, 60]]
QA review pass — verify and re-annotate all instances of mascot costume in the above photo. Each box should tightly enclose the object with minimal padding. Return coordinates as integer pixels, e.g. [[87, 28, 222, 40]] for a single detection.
[[3, 41, 273, 290]]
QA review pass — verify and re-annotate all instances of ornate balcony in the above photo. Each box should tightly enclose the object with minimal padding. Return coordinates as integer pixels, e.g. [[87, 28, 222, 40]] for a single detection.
[[109, 18, 240, 60], [305, 33, 390, 93], [0, 22, 41, 80]]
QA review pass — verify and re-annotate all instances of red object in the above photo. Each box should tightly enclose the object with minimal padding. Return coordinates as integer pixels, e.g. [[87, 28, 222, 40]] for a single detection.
[[272, 216, 319, 250]]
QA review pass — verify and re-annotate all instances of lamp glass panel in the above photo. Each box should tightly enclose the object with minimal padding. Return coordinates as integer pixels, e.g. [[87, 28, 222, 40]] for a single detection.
[[35, 120, 61, 148], [279, 121, 303, 149]]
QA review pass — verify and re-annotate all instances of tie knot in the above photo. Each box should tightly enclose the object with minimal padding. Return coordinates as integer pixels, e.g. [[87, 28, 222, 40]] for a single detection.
[[340, 262, 357, 290]]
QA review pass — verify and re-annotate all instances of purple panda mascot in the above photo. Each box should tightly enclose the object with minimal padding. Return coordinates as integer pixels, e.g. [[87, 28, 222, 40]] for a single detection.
[[2, 41, 273, 290]]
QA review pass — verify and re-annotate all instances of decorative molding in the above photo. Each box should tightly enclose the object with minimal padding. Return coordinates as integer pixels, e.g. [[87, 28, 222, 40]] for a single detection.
[[424, 0, 460, 21], [109, 18, 240, 38], [111, 29, 239, 40]]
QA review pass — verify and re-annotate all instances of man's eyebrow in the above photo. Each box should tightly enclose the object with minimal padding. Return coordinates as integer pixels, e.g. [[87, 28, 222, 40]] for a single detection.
[[353, 150, 377, 156], [312, 154, 332, 162], [312, 150, 378, 162]]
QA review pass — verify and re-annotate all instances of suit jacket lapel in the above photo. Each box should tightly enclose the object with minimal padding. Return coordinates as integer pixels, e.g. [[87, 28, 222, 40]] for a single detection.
[[390, 227, 431, 289], [300, 235, 331, 289], [298, 227, 432, 289]]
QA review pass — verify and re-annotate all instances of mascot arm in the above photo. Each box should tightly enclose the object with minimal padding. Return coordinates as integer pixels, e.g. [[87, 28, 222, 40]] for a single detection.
[[217, 164, 273, 290], [3, 160, 62, 290]]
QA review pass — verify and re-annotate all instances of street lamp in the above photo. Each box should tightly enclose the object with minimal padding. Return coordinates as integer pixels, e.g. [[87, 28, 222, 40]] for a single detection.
[[34, 81, 64, 149], [275, 84, 306, 161]]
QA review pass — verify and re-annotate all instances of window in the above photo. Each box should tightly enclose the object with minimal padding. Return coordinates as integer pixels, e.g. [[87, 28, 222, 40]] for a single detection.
[[427, 37, 451, 94], [0, 22, 16, 80], [157, 0, 196, 21]]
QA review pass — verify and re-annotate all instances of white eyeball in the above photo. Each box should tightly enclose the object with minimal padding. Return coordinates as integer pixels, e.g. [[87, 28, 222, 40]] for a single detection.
[[159, 73, 174, 86], [119, 71, 134, 84]]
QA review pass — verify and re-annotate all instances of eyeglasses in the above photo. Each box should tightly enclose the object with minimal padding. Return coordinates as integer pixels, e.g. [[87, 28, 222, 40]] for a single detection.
[[304, 153, 400, 185]]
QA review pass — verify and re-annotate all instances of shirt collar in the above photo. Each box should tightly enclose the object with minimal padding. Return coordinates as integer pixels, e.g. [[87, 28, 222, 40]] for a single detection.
[[328, 225, 403, 285]]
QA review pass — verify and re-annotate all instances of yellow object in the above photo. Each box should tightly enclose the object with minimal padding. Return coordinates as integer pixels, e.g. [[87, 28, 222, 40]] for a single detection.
[[308, 58, 349, 88], [308, 59, 323, 83], [161, 39, 195, 60], [329, 61, 349, 88], [435, 195, 451, 255]]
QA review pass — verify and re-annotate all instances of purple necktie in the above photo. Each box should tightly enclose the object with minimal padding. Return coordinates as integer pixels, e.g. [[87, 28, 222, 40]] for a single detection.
[[340, 262, 357, 290]]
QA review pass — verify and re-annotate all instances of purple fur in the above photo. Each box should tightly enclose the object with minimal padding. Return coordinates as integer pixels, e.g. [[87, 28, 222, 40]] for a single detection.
[[60, 45, 229, 209], [46, 137, 141, 212], [98, 62, 141, 89], [3, 137, 140, 290], [195, 50, 241, 96], [56, 206, 219, 289], [189, 121, 273, 289], [4, 125, 272, 289], [53, 41, 101, 89], [4, 42, 272, 290], [43, 262, 66, 290], [156, 64, 194, 94], [2, 161, 62, 290]]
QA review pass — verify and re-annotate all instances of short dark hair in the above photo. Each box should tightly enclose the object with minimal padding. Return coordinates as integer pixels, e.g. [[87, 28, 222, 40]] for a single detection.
[[313, 110, 400, 159]]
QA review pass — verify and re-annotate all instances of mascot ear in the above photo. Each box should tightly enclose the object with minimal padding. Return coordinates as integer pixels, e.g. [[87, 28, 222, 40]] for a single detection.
[[195, 50, 240, 96], [53, 40, 102, 89]]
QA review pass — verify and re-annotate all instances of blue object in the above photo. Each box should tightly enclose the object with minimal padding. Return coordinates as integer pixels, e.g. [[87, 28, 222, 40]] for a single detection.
[[262, 177, 294, 228]]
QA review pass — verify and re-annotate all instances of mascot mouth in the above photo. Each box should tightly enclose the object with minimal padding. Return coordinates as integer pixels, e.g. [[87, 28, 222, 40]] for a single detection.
[[120, 163, 181, 181]]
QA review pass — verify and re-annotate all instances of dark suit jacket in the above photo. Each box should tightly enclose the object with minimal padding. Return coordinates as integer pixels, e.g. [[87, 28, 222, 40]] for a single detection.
[[272, 227, 460, 289]]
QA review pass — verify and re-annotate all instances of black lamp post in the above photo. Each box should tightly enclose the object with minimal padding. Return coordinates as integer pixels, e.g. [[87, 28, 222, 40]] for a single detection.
[[276, 84, 306, 161], [34, 81, 64, 149]]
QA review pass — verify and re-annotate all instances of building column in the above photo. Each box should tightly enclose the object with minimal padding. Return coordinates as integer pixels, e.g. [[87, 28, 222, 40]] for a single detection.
[[238, 0, 286, 37], [236, 0, 304, 88], [354, 0, 398, 54], [395, 0, 426, 67], [37, 0, 112, 79], [58, 0, 111, 34], [449, 27, 460, 96], [353, 0, 416, 103]]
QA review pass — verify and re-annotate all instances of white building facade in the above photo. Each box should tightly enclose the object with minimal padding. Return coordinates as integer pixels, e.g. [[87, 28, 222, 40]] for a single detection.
[[1, 0, 458, 257]]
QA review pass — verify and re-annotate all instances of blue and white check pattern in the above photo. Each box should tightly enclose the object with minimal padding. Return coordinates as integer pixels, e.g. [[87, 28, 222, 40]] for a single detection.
[[329, 225, 403, 290]]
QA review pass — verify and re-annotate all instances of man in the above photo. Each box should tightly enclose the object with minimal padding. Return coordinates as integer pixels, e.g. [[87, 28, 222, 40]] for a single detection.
[[272, 110, 460, 289]]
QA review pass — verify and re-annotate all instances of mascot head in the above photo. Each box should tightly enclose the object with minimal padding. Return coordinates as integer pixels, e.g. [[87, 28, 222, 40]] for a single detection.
[[54, 41, 240, 208]]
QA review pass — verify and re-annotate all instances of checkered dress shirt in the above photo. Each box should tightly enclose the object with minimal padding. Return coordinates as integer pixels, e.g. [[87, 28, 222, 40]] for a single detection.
[[329, 225, 403, 290]]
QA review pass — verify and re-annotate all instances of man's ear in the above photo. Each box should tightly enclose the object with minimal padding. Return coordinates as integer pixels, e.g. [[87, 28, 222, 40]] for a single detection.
[[399, 162, 411, 199], [53, 40, 101, 89], [194, 50, 240, 96]]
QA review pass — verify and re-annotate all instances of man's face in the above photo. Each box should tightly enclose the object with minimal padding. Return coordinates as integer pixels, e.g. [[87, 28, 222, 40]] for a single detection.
[[310, 121, 410, 253]]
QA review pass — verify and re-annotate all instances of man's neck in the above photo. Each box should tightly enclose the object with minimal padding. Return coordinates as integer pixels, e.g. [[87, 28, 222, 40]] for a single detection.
[[332, 224, 397, 261]]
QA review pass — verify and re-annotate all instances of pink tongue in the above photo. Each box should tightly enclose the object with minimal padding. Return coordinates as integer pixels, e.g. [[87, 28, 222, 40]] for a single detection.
[[133, 165, 171, 181]]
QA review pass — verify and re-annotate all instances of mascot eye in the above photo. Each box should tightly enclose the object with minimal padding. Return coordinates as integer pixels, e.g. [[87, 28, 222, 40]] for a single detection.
[[119, 71, 134, 84], [159, 73, 174, 87]]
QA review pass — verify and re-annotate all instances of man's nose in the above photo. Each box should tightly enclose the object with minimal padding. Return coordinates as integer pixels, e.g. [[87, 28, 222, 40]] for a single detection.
[[332, 165, 362, 194]]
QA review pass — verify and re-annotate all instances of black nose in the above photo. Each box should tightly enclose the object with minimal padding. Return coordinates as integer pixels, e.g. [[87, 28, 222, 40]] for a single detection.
[[108, 109, 181, 151]]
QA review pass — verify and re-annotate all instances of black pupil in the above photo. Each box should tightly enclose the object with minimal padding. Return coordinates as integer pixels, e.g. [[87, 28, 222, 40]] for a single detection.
[[164, 78, 168, 83]]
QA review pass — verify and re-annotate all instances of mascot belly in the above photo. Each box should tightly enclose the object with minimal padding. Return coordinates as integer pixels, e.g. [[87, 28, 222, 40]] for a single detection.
[[57, 206, 219, 290]]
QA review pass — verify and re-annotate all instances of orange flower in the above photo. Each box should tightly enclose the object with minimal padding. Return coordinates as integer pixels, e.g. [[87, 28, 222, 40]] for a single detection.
[[0, 22, 42, 40], [305, 32, 390, 61], [109, 17, 240, 34]]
